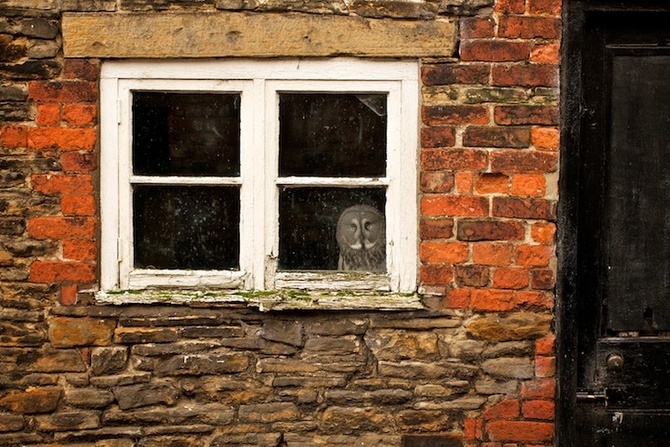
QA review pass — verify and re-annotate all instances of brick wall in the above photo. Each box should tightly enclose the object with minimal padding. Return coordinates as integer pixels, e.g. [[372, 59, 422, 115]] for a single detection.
[[0, 0, 560, 445]]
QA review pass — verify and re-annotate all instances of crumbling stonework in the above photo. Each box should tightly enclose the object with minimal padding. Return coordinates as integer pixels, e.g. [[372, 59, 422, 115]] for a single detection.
[[0, 0, 559, 445]]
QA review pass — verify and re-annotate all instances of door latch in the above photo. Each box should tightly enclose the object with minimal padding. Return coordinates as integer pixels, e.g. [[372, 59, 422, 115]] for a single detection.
[[576, 389, 607, 403]]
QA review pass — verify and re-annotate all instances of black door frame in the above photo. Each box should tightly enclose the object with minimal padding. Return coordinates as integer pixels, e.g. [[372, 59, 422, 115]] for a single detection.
[[558, 1, 670, 446]]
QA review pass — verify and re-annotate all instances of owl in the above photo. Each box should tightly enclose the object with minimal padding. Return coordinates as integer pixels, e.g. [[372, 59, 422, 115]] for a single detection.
[[336, 204, 386, 272]]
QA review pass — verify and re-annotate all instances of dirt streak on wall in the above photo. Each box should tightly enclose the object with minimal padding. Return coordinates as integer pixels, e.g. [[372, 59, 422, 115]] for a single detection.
[[0, 0, 559, 445]]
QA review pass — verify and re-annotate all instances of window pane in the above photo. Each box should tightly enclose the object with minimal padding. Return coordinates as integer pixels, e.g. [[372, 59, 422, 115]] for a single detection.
[[278, 187, 386, 272], [279, 94, 386, 177], [133, 186, 240, 270], [133, 92, 241, 176]]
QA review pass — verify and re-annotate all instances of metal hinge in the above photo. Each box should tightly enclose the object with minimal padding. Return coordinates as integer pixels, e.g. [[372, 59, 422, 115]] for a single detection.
[[576, 389, 608, 403]]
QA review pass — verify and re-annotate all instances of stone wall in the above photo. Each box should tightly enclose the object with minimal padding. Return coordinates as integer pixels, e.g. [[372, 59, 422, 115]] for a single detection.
[[0, 0, 560, 446]]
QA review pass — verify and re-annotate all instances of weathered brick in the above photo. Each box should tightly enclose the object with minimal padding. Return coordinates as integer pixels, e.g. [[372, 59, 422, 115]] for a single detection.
[[421, 171, 455, 193], [464, 417, 483, 441], [62, 104, 97, 127], [495, 105, 558, 126], [420, 264, 454, 286], [454, 265, 489, 287], [531, 42, 560, 64], [447, 288, 471, 309], [0, 125, 28, 148], [528, 0, 561, 15], [490, 150, 557, 173], [455, 171, 474, 194], [471, 289, 516, 311], [535, 333, 555, 355], [62, 59, 99, 81], [30, 260, 96, 283], [423, 105, 490, 125], [63, 239, 96, 261], [422, 195, 489, 217], [62, 195, 96, 216], [472, 242, 514, 266], [495, 0, 524, 13], [421, 126, 456, 148], [48, 317, 114, 347], [420, 218, 454, 240], [487, 420, 553, 442], [29, 81, 97, 103], [531, 126, 559, 149], [492, 65, 558, 88], [28, 216, 96, 239], [457, 219, 524, 241], [517, 290, 554, 309], [492, 197, 555, 220], [461, 40, 531, 62], [420, 241, 469, 264], [460, 17, 495, 39], [463, 126, 530, 148], [422, 148, 488, 171], [531, 268, 555, 290], [522, 399, 554, 420], [493, 267, 529, 289], [535, 355, 555, 377], [516, 244, 552, 267], [36, 104, 60, 126], [498, 16, 560, 39], [521, 379, 556, 399], [483, 399, 520, 420], [422, 64, 490, 86]]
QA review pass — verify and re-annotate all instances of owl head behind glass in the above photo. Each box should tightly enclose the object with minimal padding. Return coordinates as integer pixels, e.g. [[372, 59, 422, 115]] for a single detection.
[[336, 204, 386, 272]]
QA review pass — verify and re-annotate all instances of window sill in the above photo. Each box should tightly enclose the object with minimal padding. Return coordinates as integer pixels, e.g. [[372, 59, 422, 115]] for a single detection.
[[95, 289, 425, 311]]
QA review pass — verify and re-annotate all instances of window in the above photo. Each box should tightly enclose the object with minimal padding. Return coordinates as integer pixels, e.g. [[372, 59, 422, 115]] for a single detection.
[[100, 59, 418, 300]]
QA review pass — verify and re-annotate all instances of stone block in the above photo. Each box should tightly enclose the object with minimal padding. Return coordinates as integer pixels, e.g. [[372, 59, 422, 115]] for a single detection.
[[90, 346, 127, 375], [238, 402, 300, 423], [466, 312, 552, 341], [112, 382, 179, 410], [48, 317, 115, 348], [320, 406, 394, 435], [261, 319, 304, 347], [0, 387, 62, 414], [154, 352, 249, 376], [365, 330, 439, 361], [64, 388, 115, 408], [0, 412, 24, 432], [35, 410, 100, 431], [482, 357, 534, 379]]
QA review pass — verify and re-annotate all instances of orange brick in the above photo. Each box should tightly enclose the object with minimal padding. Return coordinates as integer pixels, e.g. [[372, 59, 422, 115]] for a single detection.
[[28, 128, 96, 151], [493, 268, 529, 289], [30, 260, 96, 283], [28, 216, 96, 240], [486, 420, 553, 443], [420, 241, 469, 264], [455, 172, 474, 194], [522, 400, 555, 420], [535, 356, 556, 378], [32, 174, 94, 196], [1, 125, 28, 148], [420, 264, 454, 286], [36, 104, 60, 126], [484, 399, 520, 420], [471, 289, 516, 311], [62, 196, 96, 216], [516, 244, 552, 267], [531, 222, 555, 243], [475, 173, 509, 194], [63, 239, 97, 261], [531, 126, 559, 150], [521, 379, 556, 399], [421, 195, 489, 217], [60, 152, 97, 172], [60, 284, 78, 306], [531, 42, 560, 64], [516, 291, 554, 309], [472, 242, 514, 266], [464, 418, 483, 441], [62, 104, 97, 127], [511, 174, 546, 197], [447, 288, 471, 309], [535, 333, 555, 355]]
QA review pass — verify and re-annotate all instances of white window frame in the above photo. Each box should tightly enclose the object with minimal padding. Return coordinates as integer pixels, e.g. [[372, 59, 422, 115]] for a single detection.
[[100, 59, 418, 297]]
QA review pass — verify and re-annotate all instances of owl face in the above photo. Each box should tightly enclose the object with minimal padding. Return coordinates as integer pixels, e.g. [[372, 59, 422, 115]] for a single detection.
[[336, 205, 385, 251]]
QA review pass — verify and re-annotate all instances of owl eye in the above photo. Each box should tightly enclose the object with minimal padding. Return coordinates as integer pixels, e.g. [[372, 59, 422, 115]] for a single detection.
[[350, 223, 357, 231], [364, 221, 372, 231]]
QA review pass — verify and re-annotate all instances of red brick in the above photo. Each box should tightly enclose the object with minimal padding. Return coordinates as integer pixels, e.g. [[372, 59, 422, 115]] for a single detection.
[[29, 81, 97, 103], [447, 288, 471, 309], [498, 16, 560, 39], [62, 104, 97, 127], [455, 172, 474, 194], [471, 289, 516, 311], [28, 216, 96, 240], [32, 174, 94, 196], [60, 152, 97, 172], [36, 104, 60, 126], [455, 265, 489, 287], [511, 174, 546, 197], [421, 195, 489, 217], [493, 268, 529, 289], [535, 334, 555, 355], [421, 126, 456, 148], [475, 173, 509, 194], [522, 400, 554, 420], [495, 0, 525, 13], [531, 42, 560, 64], [463, 126, 530, 148], [62, 195, 96, 216], [492, 197, 555, 220], [516, 245, 552, 267], [30, 260, 96, 283], [531, 222, 555, 243], [535, 356, 556, 378], [531, 269, 555, 290], [461, 40, 531, 62], [62, 59, 99, 81], [420, 264, 454, 286], [490, 150, 557, 174], [492, 65, 558, 88], [420, 241, 469, 264], [528, 0, 561, 15], [464, 418, 483, 441], [422, 64, 490, 86], [531, 126, 559, 150], [486, 420, 553, 443], [421, 172, 455, 193], [423, 105, 490, 126], [472, 242, 514, 266], [484, 399, 520, 420], [457, 219, 524, 241], [461, 17, 496, 39], [420, 218, 454, 240], [60, 284, 78, 306], [63, 239, 97, 261], [495, 106, 558, 126], [1, 125, 28, 148], [28, 128, 96, 151], [516, 291, 554, 309], [521, 379, 555, 399], [422, 149, 488, 171]]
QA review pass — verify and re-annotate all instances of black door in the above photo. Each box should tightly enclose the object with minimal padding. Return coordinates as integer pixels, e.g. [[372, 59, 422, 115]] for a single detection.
[[561, 3, 670, 446]]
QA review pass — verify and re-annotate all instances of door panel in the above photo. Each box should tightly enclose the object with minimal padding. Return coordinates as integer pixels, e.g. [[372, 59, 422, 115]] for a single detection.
[[573, 8, 670, 445]]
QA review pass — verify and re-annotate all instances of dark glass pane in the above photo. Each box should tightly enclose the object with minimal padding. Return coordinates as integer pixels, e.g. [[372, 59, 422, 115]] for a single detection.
[[133, 186, 240, 270], [133, 92, 240, 176], [279, 94, 386, 177], [606, 55, 670, 331], [278, 187, 386, 271]]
